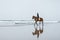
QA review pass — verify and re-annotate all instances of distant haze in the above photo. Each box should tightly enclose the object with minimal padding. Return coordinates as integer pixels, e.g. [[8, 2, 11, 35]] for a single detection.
[[0, 0, 60, 21]]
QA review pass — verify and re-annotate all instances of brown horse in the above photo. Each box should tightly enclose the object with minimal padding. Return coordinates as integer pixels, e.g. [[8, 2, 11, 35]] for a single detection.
[[32, 16, 44, 29], [32, 16, 43, 22]]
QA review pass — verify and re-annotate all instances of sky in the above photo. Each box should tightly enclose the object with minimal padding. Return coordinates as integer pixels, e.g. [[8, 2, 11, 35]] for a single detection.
[[0, 0, 60, 21]]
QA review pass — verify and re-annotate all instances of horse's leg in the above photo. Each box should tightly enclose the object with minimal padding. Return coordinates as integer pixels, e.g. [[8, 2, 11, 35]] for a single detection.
[[36, 22, 38, 26], [42, 21, 44, 30], [34, 21, 35, 27], [34, 21, 37, 30], [34, 21, 36, 30], [39, 21, 41, 30]]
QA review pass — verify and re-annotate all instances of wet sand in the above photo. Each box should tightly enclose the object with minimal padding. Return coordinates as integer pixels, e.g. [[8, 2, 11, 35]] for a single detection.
[[0, 23, 60, 40]]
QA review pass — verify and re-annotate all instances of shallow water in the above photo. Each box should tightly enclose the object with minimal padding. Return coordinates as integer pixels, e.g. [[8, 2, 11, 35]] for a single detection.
[[0, 23, 60, 40]]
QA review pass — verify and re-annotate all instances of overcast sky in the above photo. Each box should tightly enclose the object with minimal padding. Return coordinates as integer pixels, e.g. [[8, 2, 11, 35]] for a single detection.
[[0, 0, 60, 21]]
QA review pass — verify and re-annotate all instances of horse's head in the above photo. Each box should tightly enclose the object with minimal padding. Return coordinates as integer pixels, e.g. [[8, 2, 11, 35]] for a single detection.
[[32, 16, 36, 19]]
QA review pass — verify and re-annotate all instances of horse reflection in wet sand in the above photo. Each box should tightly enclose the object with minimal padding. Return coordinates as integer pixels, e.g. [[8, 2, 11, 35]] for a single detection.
[[32, 28, 43, 38], [32, 13, 44, 38]]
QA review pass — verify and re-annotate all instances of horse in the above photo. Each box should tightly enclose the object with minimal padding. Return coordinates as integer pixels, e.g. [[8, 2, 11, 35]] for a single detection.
[[32, 16, 44, 30]]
